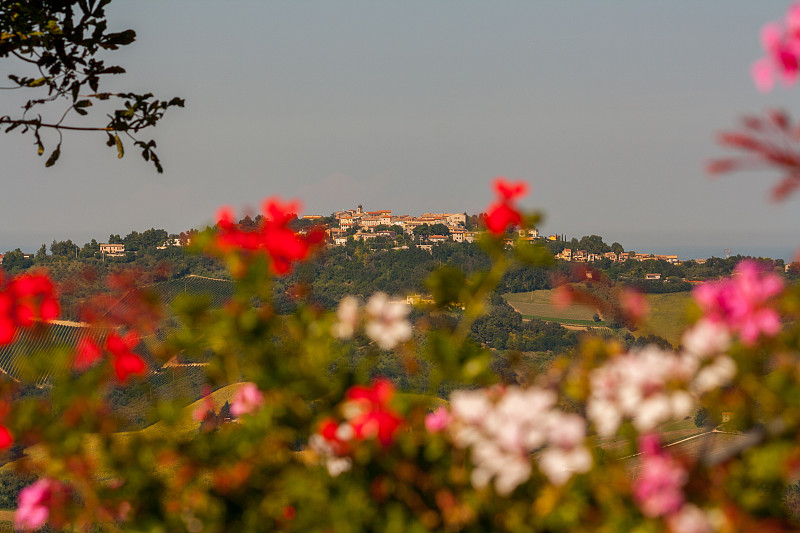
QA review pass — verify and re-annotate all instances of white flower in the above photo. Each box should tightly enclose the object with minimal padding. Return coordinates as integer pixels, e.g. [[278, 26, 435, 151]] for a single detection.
[[683, 319, 731, 360], [691, 356, 736, 395], [308, 434, 353, 477], [666, 504, 714, 533], [538, 413, 592, 485], [538, 446, 592, 486], [588, 347, 697, 436], [364, 292, 412, 350], [332, 296, 360, 339], [447, 386, 591, 494]]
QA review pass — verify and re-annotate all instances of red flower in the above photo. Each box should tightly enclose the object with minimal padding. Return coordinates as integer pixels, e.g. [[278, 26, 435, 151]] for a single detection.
[[74, 332, 146, 383], [0, 402, 13, 451], [0, 425, 12, 450], [484, 178, 528, 234], [106, 332, 146, 383], [0, 272, 60, 346], [74, 338, 103, 371], [344, 378, 403, 447], [211, 198, 321, 275]]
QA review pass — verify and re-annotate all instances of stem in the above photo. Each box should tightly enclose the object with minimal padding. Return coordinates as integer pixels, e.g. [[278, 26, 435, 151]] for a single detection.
[[0, 118, 112, 132]]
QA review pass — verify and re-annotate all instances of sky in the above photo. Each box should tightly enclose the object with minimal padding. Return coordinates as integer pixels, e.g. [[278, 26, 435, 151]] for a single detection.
[[1, 1, 799, 260]]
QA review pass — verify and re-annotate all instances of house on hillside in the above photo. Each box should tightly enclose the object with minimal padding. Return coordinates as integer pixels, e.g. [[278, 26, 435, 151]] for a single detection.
[[555, 248, 572, 261], [645, 273, 662, 280], [99, 243, 125, 256]]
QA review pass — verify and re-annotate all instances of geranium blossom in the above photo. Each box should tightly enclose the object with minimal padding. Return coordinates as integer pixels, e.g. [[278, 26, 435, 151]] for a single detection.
[[752, 3, 800, 92], [231, 382, 265, 417], [310, 379, 404, 475], [212, 198, 324, 275], [331, 296, 360, 339], [446, 386, 591, 494], [343, 378, 403, 446], [484, 177, 528, 234], [666, 503, 714, 533], [587, 347, 695, 436], [75, 332, 147, 383], [15, 478, 64, 531], [364, 293, 412, 350], [693, 260, 783, 345], [107, 331, 147, 383], [0, 272, 59, 345], [424, 406, 451, 433], [633, 434, 687, 518]]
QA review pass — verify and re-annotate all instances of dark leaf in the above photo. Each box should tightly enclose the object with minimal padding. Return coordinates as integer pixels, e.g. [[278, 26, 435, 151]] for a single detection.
[[45, 146, 61, 167]]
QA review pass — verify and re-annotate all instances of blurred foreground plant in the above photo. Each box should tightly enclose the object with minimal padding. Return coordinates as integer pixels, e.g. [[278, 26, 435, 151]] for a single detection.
[[0, 175, 798, 533]]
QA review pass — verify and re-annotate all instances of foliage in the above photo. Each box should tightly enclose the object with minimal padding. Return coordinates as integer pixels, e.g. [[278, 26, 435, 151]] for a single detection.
[[0, 0, 183, 172], [0, 174, 796, 532]]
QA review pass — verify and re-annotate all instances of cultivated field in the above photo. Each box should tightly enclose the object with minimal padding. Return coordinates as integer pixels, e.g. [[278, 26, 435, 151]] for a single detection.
[[503, 290, 693, 346]]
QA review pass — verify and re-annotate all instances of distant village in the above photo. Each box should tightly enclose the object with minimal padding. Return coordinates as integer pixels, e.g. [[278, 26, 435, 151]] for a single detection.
[[303, 204, 691, 265], [0, 203, 794, 272]]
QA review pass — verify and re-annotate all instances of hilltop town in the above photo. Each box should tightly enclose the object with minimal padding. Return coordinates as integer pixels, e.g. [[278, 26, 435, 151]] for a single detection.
[[302, 204, 695, 265]]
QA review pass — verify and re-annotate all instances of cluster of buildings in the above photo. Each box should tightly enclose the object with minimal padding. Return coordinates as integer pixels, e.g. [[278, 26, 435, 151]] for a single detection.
[[554, 249, 680, 264], [320, 205, 479, 246]]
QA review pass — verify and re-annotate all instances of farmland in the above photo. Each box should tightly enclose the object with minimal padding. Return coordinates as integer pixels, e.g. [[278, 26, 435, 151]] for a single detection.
[[503, 290, 693, 346]]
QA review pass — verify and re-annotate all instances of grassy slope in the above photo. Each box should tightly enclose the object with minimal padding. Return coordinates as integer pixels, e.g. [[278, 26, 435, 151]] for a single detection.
[[503, 290, 692, 346]]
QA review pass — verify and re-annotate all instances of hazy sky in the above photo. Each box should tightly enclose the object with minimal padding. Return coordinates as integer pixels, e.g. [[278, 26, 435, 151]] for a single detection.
[[2, 1, 798, 259]]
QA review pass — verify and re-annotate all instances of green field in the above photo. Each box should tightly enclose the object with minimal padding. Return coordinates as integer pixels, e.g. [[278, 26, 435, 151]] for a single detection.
[[503, 290, 693, 346]]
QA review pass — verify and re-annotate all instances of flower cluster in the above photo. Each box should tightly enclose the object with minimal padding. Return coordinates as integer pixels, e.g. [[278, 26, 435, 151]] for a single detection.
[[693, 260, 783, 345], [587, 347, 695, 437], [212, 198, 325, 275], [587, 335, 737, 439], [0, 272, 59, 345], [310, 379, 404, 476], [443, 386, 591, 494], [484, 177, 527, 235], [332, 293, 413, 350], [75, 331, 147, 383], [752, 2, 800, 92]]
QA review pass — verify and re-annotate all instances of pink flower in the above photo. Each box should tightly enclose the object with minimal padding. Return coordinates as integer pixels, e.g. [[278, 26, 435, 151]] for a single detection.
[[620, 289, 649, 323], [752, 4, 800, 92], [231, 382, 265, 417], [192, 389, 216, 422], [693, 260, 783, 345], [633, 434, 687, 518], [424, 407, 451, 433], [15, 478, 63, 531]]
